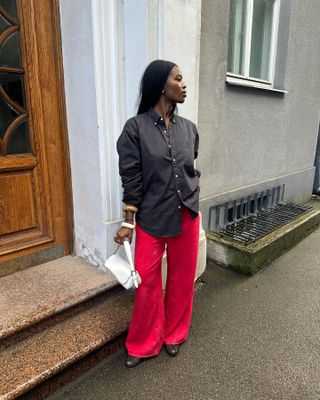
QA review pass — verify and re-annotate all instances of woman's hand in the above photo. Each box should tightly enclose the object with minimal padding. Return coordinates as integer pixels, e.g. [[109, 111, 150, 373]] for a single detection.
[[114, 227, 133, 245]]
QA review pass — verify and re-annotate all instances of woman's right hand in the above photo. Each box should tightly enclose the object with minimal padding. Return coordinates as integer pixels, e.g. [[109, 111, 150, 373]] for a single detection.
[[114, 227, 133, 245]]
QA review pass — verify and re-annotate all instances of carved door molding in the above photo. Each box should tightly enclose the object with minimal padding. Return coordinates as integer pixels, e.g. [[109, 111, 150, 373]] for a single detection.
[[0, 0, 72, 276]]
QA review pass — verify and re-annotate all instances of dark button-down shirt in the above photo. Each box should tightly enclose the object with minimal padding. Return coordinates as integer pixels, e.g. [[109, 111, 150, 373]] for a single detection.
[[116, 108, 200, 237]]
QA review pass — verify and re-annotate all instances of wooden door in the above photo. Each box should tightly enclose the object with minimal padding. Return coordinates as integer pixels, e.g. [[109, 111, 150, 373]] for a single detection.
[[0, 0, 72, 277]]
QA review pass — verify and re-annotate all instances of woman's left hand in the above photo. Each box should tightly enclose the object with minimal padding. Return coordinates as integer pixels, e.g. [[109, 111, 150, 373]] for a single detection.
[[114, 227, 133, 245]]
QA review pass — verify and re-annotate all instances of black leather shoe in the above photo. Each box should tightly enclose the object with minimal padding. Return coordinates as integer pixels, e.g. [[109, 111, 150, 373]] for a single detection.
[[125, 355, 143, 368], [165, 344, 180, 357]]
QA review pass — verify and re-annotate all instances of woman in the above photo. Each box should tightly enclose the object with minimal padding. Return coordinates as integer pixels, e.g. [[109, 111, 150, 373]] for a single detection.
[[115, 59, 200, 368]]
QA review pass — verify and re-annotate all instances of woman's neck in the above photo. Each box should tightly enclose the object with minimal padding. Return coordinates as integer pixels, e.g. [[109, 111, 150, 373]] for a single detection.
[[154, 99, 174, 128]]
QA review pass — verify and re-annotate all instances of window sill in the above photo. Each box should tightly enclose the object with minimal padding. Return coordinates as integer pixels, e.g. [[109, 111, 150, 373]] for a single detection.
[[226, 75, 287, 94]]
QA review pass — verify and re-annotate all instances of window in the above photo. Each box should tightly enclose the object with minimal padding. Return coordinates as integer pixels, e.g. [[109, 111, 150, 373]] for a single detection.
[[227, 0, 281, 91]]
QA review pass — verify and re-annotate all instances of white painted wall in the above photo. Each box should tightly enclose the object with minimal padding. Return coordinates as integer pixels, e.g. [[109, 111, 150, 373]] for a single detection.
[[59, 0, 108, 267], [160, 0, 202, 124], [123, 0, 202, 122], [60, 0, 205, 275], [123, 0, 148, 117]]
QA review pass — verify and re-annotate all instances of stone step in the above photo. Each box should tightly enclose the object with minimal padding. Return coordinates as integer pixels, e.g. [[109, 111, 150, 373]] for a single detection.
[[207, 203, 320, 275], [0, 256, 118, 342], [0, 256, 134, 399], [0, 289, 134, 399]]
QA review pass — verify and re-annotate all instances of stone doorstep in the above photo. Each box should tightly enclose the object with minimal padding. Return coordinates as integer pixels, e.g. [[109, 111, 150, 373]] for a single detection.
[[206, 208, 320, 275], [0, 290, 134, 400], [0, 256, 127, 399], [0, 256, 119, 341]]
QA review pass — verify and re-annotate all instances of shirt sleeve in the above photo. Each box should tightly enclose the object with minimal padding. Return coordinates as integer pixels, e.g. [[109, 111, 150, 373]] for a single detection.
[[193, 123, 201, 178], [116, 118, 143, 207], [193, 123, 199, 160]]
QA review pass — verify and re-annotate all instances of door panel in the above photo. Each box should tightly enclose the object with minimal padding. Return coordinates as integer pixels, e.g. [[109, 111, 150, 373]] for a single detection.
[[0, 172, 37, 235], [0, 0, 72, 275]]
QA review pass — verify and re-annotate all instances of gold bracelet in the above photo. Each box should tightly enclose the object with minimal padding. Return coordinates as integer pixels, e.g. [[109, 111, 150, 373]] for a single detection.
[[123, 204, 138, 213]]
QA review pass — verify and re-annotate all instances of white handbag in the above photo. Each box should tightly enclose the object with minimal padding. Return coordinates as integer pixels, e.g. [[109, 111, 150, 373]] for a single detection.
[[104, 239, 142, 290]]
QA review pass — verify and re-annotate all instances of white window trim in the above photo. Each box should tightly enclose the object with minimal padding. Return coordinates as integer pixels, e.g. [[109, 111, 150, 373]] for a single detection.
[[227, 0, 282, 91], [226, 74, 287, 93], [243, 0, 254, 76], [268, 0, 280, 84]]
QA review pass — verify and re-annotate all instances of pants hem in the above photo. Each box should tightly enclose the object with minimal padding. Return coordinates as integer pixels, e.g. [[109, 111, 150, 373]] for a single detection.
[[126, 349, 162, 358], [164, 337, 188, 346]]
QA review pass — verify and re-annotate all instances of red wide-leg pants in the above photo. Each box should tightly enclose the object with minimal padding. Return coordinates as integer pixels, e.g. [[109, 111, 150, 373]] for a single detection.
[[126, 207, 200, 358]]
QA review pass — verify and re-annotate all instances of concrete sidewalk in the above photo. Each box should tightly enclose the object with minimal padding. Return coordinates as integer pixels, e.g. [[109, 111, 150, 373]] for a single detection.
[[49, 216, 320, 400]]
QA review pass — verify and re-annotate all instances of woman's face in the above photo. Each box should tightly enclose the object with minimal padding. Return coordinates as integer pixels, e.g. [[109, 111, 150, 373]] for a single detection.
[[163, 66, 187, 104]]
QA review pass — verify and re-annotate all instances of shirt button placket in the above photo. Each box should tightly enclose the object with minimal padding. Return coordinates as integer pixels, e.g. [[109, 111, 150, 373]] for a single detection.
[[171, 142, 182, 208]]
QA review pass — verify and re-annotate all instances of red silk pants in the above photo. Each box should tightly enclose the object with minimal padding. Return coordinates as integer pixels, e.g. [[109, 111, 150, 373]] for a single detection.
[[126, 207, 200, 358]]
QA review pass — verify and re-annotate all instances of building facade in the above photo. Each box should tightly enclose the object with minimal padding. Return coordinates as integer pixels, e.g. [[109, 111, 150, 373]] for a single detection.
[[198, 0, 320, 230], [1, 0, 320, 277]]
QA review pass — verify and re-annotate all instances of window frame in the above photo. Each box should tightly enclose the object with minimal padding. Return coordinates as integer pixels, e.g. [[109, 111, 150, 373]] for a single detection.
[[226, 0, 282, 91]]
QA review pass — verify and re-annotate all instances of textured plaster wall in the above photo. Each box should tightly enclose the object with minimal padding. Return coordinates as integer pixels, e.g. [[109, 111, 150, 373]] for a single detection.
[[198, 0, 320, 221]]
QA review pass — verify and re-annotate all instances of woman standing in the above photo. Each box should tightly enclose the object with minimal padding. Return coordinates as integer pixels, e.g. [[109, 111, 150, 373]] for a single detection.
[[115, 60, 201, 368]]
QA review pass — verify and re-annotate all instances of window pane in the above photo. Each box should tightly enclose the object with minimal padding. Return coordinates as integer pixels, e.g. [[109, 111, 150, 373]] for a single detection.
[[0, 73, 27, 108], [6, 120, 31, 154], [0, 93, 18, 140], [0, 0, 18, 22], [228, 0, 247, 75], [0, 13, 11, 35], [0, 31, 22, 68], [249, 0, 275, 80]]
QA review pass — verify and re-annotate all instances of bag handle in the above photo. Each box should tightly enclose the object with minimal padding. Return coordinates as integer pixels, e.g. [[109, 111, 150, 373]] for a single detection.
[[123, 239, 134, 267], [113, 239, 139, 288], [113, 240, 134, 264], [123, 239, 139, 289]]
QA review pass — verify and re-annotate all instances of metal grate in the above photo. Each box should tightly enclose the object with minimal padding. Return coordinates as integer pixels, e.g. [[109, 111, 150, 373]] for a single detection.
[[216, 203, 313, 244], [209, 185, 314, 244]]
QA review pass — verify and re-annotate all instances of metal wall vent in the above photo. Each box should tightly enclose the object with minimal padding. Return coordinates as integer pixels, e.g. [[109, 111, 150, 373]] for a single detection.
[[209, 184, 313, 244]]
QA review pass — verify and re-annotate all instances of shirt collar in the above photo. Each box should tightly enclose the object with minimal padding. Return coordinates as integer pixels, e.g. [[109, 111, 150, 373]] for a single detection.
[[147, 108, 176, 125]]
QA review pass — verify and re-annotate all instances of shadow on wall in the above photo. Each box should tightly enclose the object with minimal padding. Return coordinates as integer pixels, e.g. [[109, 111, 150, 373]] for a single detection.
[[313, 124, 320, 195]]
